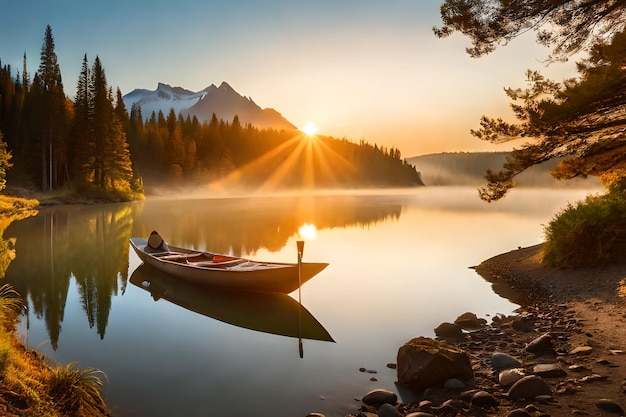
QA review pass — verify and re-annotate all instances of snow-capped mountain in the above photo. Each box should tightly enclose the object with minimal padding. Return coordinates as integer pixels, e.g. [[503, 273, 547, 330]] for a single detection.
[[123, 82, 296, 131]]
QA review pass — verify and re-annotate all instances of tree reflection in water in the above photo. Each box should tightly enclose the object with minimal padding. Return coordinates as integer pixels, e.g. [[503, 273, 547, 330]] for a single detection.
[[3, 194, 406, 350]]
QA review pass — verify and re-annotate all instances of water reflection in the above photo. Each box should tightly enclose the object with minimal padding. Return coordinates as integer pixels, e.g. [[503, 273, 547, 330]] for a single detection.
[[130, 263, 334, 343], [5, 204, 134, 349], [4, 194, 406, 349], [132, 194, 404, 255]]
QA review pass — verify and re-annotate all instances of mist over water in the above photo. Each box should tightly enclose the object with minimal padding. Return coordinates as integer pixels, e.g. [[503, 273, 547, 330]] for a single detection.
[[4, 186, 601, 417]]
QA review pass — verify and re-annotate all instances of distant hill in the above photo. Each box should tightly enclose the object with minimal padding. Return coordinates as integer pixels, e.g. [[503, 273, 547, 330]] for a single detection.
[[407, 152, 601, 188], [123, 82, 296, 131]]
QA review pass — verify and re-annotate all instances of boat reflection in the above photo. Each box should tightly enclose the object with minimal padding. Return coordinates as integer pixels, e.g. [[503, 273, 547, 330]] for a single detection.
[[130, 263, 335, 342]]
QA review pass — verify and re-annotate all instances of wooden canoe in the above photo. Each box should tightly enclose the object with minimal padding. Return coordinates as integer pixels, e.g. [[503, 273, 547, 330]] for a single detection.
[[130, 263, 334, 342], [129, 232, 328, 293]]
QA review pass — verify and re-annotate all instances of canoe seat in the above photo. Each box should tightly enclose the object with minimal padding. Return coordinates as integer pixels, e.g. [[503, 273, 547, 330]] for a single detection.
[[190, 259, 245, 268]]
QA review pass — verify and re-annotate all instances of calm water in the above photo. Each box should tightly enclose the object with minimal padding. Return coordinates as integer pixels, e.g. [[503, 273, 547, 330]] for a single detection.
[[3, 187, 597, 417]]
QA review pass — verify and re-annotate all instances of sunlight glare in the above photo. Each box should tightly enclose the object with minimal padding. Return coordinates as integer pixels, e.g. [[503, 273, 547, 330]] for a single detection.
[[301, 121, 318, 136], [298, 223, 317, 241]]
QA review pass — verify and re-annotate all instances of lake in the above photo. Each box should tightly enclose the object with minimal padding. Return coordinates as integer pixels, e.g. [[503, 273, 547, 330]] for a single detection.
[[2, 187, 598, 417]]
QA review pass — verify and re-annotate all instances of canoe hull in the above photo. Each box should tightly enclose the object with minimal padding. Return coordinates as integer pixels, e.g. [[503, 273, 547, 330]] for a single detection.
[[130, 263, 334, 342], [130, 237, 328, 293]]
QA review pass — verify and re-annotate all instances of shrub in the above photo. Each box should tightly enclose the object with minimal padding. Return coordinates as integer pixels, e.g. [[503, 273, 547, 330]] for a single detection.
[[48, 363, 109, 417], [543, 192, 626, 268]]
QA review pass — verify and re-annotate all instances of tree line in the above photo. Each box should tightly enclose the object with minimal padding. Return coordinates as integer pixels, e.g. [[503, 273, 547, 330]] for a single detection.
[[0, 25, 422, 200]]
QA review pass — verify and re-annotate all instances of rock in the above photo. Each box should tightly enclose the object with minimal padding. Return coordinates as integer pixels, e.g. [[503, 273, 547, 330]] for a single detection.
[[434, 322, 464, 339], [507, 375, 551, 401], [306, 414, 325, 417], [454, 312, 487, 330], [533, 363, 566, 378], [397, 337, 473, 392], [511, 316, 534, 332], [434, 399, 464, 414], [595, 399, 624, 414], [570, 346, 593, 355], [499, 368, 525, 386], [417, 400, 433, 412], [525, 333, 554, 355], [491, 352, 522, 370], [362, 389, 397, 406], [507, 409, 532, 417], [377, 403, 402, 417], [470, 390, 500, 408], [444, 378, 465, 389]]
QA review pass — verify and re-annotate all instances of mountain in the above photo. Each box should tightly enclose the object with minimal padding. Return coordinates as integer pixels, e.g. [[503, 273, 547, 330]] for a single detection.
[[407, 152, 601, 188], [123, 82, 296, 131]]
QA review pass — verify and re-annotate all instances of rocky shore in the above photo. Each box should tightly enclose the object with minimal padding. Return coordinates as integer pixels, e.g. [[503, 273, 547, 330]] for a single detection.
[[337, 244, 626, 417]]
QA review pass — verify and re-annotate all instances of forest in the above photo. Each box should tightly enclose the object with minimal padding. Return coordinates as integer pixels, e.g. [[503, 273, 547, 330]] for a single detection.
[[0, 26, 423, 201]]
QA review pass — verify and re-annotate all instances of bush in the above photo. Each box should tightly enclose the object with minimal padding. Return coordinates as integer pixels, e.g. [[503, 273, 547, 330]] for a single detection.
[[543, 192, 626, 268], [48, 364, 108, 417]]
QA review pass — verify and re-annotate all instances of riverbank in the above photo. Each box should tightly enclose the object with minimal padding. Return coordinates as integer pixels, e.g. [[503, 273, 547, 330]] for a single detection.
[[0, 196, 111, 417], [350, 244, 626, 417]]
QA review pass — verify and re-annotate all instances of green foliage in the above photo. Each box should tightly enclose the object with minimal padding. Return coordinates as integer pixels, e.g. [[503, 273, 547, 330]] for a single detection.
[[48, 363, 108, 417], [0, 131, 12, 192], [543, 192, 626, 268], [435, 0, 626, 61], [472, 29, 626, 201], [0, 25, 420, 196]]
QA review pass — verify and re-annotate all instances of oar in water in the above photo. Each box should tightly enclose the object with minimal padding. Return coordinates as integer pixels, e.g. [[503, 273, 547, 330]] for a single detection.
[[297, 240, 305, 358]]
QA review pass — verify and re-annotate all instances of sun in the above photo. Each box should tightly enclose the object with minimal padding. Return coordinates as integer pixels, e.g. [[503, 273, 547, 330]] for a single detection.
[[301, 121, 318, 136]]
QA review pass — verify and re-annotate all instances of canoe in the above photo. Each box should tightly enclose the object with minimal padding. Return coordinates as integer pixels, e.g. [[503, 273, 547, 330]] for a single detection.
[[130, 263, 334, 342], [129, 231, 328, 293]]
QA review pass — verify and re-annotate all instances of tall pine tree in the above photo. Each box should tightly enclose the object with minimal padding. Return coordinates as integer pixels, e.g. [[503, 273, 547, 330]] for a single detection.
[[37, 25, 68, 190]]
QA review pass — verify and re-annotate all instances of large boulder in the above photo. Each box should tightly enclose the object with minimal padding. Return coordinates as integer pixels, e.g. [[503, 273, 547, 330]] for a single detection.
[[397, 337, 474, 393]]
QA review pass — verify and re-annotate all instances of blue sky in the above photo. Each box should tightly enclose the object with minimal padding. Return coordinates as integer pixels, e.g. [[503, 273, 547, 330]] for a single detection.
[[0, 0, 578, 156]]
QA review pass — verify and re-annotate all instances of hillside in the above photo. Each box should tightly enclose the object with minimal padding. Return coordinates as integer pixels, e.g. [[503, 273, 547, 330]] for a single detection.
[[407, 152, 601, 188]]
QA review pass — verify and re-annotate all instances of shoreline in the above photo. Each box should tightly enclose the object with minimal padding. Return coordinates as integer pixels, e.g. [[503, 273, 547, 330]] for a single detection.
[[351, 244, 626, 417]]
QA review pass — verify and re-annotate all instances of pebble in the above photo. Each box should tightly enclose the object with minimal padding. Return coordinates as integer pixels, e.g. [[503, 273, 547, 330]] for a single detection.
[[470, 390, 499, 408], [525, 333, 554, 355], [434, 322, 464, 339], [362, 389, 397, 406], [595, 399, 624, 414], [507, 408, 532, 417], [507, 375, 551, 401], [443, 378, 465, 389], [532, 363, 566, 378], [491, 352, 522, 370], [499, 368, 525, 386], [570, 346, 593, 355], [377, 403, 402, 417]]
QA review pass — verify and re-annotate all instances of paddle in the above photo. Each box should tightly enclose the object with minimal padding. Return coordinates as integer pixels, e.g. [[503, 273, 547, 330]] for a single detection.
[[297, 240, 305, 358]]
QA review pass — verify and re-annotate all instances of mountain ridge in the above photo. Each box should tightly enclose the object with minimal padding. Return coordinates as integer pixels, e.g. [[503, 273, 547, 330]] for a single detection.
[[408, 152, 601, 188], [123, 82, 296, 131]]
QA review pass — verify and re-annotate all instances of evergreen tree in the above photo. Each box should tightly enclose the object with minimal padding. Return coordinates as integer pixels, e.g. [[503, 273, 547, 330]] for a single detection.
[[36, 25, 68, 190], [435, 0, 626, 61], [70, 54, 94, 185]]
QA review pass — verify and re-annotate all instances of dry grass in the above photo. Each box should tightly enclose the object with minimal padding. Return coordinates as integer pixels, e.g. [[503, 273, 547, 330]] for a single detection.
[[0, 284, 110, 417]]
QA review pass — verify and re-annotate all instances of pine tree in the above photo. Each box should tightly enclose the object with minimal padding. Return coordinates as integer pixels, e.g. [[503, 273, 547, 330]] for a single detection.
[[70, 54, 94, 185], [36, 25, 68, 190]]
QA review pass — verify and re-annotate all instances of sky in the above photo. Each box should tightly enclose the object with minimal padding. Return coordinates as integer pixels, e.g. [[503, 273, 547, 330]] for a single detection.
[[0, 0, 580, 157]]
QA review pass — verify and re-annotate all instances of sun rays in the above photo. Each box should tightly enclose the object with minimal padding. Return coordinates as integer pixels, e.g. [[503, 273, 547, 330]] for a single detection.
[[207, 130, 357, 194]]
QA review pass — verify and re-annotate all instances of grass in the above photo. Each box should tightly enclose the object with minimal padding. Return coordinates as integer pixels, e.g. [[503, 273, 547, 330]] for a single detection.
[[0, 195, 38, 217], [543, 191, 626, 268], [0, 284, 110, 417]]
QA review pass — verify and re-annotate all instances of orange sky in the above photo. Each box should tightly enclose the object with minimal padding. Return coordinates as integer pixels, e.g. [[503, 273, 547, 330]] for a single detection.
[[0, 1, 579, 157]]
